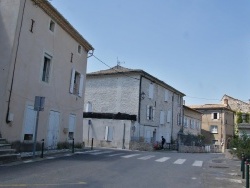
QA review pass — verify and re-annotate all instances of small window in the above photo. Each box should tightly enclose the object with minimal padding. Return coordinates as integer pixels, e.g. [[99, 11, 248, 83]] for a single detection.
[[177, 113, 181, 125], [24, 134, 33, 141], [210, 125, 218, 133], [30, 19, 35, 33], [49, 20, 55, 32], [146, 105, 155, 121], [211, 112, 219, 120], [70, 53, 73, 63], [78, 45, 82, 54], [42, 55, 52, 83]]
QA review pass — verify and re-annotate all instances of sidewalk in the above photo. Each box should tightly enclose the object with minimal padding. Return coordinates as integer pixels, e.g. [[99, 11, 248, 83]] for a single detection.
[[202, 154, 245, 188]]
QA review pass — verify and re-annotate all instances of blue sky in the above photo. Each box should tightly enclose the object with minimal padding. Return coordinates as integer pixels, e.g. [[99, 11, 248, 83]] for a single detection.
[[51, 0, 250, 105]]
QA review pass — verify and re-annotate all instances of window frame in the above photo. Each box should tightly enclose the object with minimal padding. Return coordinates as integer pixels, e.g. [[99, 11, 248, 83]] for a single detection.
[[41, 54, 52, 83], [49, 20, 55, 32], [210, 125, 218, 134]]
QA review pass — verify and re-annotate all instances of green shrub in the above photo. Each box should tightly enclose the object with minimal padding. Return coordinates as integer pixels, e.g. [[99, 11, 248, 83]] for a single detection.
[[57, 142, 70, 149], [230, 132, 250, 159]]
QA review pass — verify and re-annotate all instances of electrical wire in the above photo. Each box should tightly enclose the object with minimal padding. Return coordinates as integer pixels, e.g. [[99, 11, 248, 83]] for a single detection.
[[91, 54, 140, 81]]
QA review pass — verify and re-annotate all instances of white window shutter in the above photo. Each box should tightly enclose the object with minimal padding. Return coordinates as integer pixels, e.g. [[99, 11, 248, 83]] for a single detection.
[[146, 105, 150, 120], [149, 84, 153, 99], [78, 74, 84, 97], [164, 90, 168, 102], [217, 113, 220, 119], [211, 113, 213, 119], [105, 126, 109, 141], [152, 107, 155, 121], [69, 69, 75, 94], [160, 111, 164, 125]]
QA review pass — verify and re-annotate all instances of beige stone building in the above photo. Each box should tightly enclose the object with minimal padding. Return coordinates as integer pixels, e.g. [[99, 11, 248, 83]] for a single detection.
[[189, 103, 235, 152], [183, 105, 202, 136], [0, 0, 93, 148], [84, 66, 185, 147]]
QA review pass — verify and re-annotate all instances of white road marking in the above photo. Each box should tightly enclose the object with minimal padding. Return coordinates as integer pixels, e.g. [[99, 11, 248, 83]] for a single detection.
[[23, 160, 33, 163], [90, 151, 113, 155], [192, 160, 203, 167], [121, 154, 140, 158], [75, 150, 100, 154], [155, 157, 170, 162], [138, 155, 155, 160], [64, 154, 73, 157], [216, 177, 242, 184], [46, 157, 55, 160], [174, 159, 186, 164], [108, 153, 126, 157]]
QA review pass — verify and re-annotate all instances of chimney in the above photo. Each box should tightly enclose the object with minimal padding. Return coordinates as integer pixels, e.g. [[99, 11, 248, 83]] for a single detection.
[[223, 99, 228, 106]]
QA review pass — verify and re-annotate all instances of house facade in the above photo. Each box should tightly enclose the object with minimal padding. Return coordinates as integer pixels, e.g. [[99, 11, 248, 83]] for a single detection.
[[84, 66, 185, 149], [0, 0, 93, 148], [183, 105, 202, 136], [189, 103, 235, 152]]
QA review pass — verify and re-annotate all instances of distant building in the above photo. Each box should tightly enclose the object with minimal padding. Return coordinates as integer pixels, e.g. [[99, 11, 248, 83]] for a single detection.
[[183, 105, 202, 136], [84, 66, 185, 149], [189, 103, 234, 152], [0, 0, 93, 148], [221, 94, 250, 113]]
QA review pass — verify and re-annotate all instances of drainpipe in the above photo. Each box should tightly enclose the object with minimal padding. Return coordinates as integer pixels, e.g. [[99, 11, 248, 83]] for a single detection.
[[122, 123, 125, 149], [138, 75, 142, 138], [171, 94, 174, 143], [6, 0, 27, 123]]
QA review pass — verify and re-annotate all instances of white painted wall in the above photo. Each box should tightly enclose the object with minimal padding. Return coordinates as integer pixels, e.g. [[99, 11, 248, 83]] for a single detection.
[[0, 0, 91, 145], [83, 118, 133, 149]]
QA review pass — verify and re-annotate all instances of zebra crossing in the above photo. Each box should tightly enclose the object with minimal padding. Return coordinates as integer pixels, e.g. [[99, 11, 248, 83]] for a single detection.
[[3, 149, 203, 167], [75, 150, 204, 167]]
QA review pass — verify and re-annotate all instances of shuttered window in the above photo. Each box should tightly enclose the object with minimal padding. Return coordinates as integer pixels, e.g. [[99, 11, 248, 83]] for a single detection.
[[149, 83, 154, 99], [69, 68, 84, 97]]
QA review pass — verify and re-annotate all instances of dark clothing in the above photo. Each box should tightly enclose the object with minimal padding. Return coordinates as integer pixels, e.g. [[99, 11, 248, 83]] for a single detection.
[[161, 137, 166, 149]]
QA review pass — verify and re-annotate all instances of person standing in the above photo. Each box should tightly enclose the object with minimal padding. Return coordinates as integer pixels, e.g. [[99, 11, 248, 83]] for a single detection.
[[161, 136, 166, 149]]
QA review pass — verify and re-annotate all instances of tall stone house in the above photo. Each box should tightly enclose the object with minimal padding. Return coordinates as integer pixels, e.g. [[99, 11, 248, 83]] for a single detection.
[[84, 65, 185, 146], [189, 103, 234, 152], [183, 105, 202, 136], [0, 0, 93, 148]]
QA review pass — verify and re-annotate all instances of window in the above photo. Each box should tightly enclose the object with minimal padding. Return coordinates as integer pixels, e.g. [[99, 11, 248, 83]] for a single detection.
[[160, 111, 165, 125], [167, 110, 171, 123], [86, 102, 92, 112], [184, 117, 188, 128], [105, 126, 113, 141], [211, 112, 219, 120], [164, 90, 168, 102], [147, 105, 155, 120], [210, 125, 218, 133], [70, 53, 73, 63], [42, 55, 52, 83], [30, 19, 35, 33], [149, 83, 154, 99], [69, 69, 84, 97], [78, 45, 82, 54], [177, 113, 181, 125], [49, 20, 55, 32]]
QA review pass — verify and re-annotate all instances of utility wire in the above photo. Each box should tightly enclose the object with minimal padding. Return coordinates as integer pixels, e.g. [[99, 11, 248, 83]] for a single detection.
[[91, 54, 140, 81]]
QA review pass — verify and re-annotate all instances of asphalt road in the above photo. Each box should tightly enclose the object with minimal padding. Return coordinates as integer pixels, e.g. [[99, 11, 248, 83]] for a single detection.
[[0, 149, 244, 188]]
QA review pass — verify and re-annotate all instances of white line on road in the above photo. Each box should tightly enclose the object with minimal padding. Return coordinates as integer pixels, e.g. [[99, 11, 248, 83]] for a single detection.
[[174, 159, 186, 164], [192, 160, 203, 167], [23, 160, 33, 163], [64, 154, 73, 157], [75, 150, 100, 154], [121, 154, 140, 158], [108, 153, 126, 157], [138, 155, 155, 160], [216, 177, 242, 184], [46, 157, 55, 160], [155, 157, 170, 162], [90, 151, 113, 155]]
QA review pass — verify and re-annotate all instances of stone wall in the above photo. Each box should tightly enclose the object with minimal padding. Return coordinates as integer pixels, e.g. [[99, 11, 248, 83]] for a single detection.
[[178, 145, 205, 153], [129, 141, 153, 151]]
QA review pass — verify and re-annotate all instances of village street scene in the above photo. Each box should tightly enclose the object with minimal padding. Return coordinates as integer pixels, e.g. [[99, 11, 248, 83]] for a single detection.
[[0, 0, 249, 187]]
